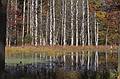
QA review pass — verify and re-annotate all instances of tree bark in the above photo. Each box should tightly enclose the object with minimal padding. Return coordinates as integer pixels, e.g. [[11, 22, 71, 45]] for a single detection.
[[35, 0, 38, 46], [27, 0, 30, 34], [53, 0, 56, 45], [39, 0, 42, 45], [31, 0, 35, 45], [82, 0, 85, 46], [76, 0, 79, 46], [50, 0, 53, 46], [94, 12, 99, 46], [63, 0, 67, 46], [71, 0, 74, 46], [6, 0, 9, 47], [22, 0, 26, 46], [0, 0, 7, 78], [87, 0, 90, 46]]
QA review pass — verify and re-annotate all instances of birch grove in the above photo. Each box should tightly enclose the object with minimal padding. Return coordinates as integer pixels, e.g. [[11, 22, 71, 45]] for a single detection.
[[6, 0, 101, 46]]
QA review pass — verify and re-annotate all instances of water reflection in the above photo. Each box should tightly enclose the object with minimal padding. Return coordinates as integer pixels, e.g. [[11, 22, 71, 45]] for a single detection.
[[5, 51, 118, 79]]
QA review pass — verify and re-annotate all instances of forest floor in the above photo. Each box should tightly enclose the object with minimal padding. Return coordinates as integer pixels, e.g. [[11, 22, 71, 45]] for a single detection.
[[5, 45, 119, 54]]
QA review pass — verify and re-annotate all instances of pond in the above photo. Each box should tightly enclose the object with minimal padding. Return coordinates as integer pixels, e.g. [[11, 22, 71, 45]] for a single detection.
[[5, 51, 118, 79]]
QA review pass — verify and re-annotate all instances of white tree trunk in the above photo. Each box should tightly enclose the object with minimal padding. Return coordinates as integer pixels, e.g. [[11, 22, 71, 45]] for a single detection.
[[14, 0, 18, 45], [61, 0, 64, 45], [87, 0, 90, 46], [22, 0, 25, 46], [63, 53, 66, 69], [95, 51, 99, 71], [63, 0, 67, 46], [53, 0, 56, 45], [45, 11, 49, 45], [71, 52, 74, 70], [95, 12, 99, 46], [76, 52, 78, 70], [81, 0, 85, 46], [87, 51, 90, 70], [50, 0, 53, 46], [39, 0, 43, 45], [71, 0, 74, 46], [96, 22, 99, 46], [30, 0, 35, 45], [27, 0, 30, 34], [35, 0, 38, 46], [81, 51, 84, 66], [105, 51, 108, 67], [95, 12, 97, 46], [76, 0, 79, 46]]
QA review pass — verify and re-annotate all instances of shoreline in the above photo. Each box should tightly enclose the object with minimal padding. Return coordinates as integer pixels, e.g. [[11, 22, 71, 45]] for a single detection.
[[5, 45, 119, 54]]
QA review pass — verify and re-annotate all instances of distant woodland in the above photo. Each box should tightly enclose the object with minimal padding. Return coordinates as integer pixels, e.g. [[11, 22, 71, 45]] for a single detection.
[[6, 0, 120, 46]]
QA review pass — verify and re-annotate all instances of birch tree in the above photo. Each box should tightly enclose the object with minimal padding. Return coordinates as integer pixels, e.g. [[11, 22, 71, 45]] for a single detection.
[[45, 9, 49, 45], [31, 0, 35, 45], [15, 0, 17, 45], [81, 0, 85, 46], [39, 0, 42, 45], [50, 0, 53, 45], [76, 0, 79, 46], [53, 0, 56, 45], [95, 12, 99, 46], [87, 0, 90, 45], [22, 0, 26, 46], [27, 0, 30, 34], [35, 0, 38, 46], [63, 0, 67, 46], [71, 0, 74, 46]]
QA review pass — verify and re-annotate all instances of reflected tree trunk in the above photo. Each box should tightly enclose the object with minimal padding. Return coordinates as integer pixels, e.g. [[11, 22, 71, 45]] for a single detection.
[[71, 52, 74, 70], [81, 51, 84, 66], [95, 51, 98, 71], [87, 51, 90, 70], [63, 53, 66, 69], [76, 52, 78, 70], [105, 51, 108, 67]]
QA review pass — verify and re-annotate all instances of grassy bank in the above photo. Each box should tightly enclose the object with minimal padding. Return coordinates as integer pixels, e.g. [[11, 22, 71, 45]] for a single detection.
[[5, 45, 119, 54]]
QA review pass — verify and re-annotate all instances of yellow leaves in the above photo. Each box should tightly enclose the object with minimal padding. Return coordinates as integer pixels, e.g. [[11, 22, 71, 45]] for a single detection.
[[96, 11, 107, 23], [96, 11, 106, 19]]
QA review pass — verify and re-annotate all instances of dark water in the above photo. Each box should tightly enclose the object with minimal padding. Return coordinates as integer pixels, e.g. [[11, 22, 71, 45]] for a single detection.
[[5, 51, 118, 79]]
